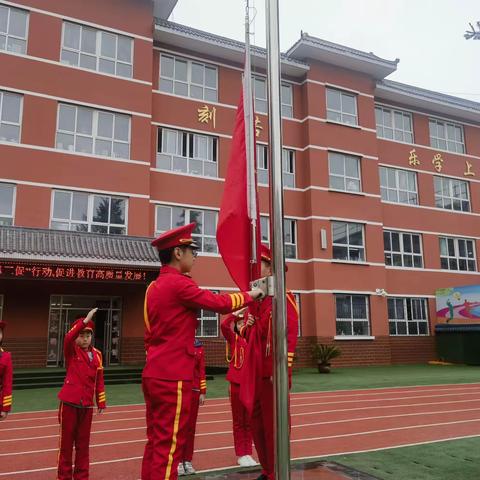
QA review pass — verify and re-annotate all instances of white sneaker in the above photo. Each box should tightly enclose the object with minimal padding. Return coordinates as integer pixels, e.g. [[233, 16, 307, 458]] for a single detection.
[[238, 455, 252, 467], [246, 455, 258, 466], [177, 462, 186, 476], [184, 461, 196, 475]]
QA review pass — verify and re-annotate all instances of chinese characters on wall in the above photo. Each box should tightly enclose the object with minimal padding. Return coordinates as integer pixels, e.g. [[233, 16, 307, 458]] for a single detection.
[[408, 149, 475, 177]]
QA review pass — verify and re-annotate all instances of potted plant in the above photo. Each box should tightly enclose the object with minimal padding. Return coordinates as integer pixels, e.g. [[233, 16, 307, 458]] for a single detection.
[[311, 343, 341, 373]]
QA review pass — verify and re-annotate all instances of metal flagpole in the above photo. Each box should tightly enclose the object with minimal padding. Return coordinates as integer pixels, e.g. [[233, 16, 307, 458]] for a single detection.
[[265, 0, 291, 478], [244, 0, 257, 267]]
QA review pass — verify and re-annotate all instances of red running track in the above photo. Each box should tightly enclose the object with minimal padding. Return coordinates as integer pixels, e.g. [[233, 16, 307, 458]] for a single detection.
[[1, 383, 480, 479]]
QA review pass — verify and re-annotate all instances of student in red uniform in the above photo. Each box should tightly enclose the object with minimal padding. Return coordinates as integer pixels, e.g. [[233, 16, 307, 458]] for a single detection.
[[220, 312, 256, 467], [177, 338, 207, 476], [0, 320, 13, 419], [57, 308, 107, 480], [241, 245, 299, 480], [141, 222, 264, 480]]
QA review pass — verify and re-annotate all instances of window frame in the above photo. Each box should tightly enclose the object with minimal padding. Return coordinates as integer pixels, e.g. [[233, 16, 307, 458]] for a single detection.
[[0, 90, 23, 143], [156, 127, 218, 178], [0, 182, 16, 226], [50, 190, 128, 235], [388, 297, 429, 336], [56, 103, 131, 160], [60, 21, 133, 79], [375, 105, 414, 143], [380, 166, 418, 205], [384, 230, 423, 268], [155, 204, 219, 254], [332, 221, 365, 262], [260, 215, 297, 259], [159, 53, 218, 102], [253, 76, 294, 118], [335, 294, 370, 336], [328, 151, 362, 193], [434, 176, 470, 212], [429, 118, 465, 154], [439, 236, 477, 272], [326, 87, 358, 126], [256, 144, 296, 188], [196, 292, 220, 337], [0, 5, 29, 55]]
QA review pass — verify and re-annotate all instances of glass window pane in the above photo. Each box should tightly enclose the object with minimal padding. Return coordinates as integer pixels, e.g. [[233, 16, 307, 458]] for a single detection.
[[76, 107, 93, 135], [53, 191, 71, 219], [327, 89, 340, 111], [61, 49, 79, 66], [161, 55, 174, 78], [342, 94, 356, 115], [191, 62, 204, 85], [99, 58, 115, 74], [114, 115, 129, 141], [97, 112, 114, 138], [93, 196, 110, 223], [117, 36, 132, 62], [76, 136, 93, 153], [110, 198, 125, 224], [81, 27, 97, 54], [0, 184, 14, 216], [1, 93, 21, 123], [100, 31, 116, 58], [205, 67, 216, 88], [0, 7, 8, 34], [64, 23, 81, 49], [71, 193, 88, 221], [8, 9, 27, 38], [175, 59, 188, 81]]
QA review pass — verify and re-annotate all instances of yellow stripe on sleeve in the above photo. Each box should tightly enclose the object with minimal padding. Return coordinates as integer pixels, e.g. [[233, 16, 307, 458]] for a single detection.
[[143, 281, 155, 333], [237, 293, 245, 307], [229, 294, 238, 309]]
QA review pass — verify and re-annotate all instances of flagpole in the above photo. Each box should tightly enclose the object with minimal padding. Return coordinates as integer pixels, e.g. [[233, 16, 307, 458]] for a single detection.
[[265, 0, 291, 478], [244, 0, 257, 268]]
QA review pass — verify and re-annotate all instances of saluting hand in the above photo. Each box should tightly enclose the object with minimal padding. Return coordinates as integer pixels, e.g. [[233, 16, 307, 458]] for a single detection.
[[246, 314, 255, 327], [84, 308, 98, 323]]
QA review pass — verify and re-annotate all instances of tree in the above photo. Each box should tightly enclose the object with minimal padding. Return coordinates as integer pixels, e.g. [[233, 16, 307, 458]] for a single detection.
[[465, 22, 480, 40]]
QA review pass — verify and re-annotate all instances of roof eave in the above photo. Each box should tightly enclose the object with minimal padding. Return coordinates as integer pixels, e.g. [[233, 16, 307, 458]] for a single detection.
[[153, 0, 178, 20], [375, 83, 480, 124], [154, 24, 309, 78], [288, 40, 397, 80]]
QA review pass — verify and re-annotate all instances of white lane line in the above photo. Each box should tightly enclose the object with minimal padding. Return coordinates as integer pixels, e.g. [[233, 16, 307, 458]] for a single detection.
[[291, 418, 480, 443]]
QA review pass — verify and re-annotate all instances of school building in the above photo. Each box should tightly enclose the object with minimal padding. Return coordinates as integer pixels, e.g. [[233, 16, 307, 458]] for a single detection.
[[1, 0, 479, 368]]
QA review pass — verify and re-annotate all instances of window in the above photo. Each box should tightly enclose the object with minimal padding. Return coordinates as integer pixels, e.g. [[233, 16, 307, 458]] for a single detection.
[[157, 128, 217, 177], [160, 54, 217, 102], [375, 106, 413, 143], [388, 297, 429, 335], [332, 222, 365, 262], [329, 152, 361, 192], [0, 183, 15, 225], [439, 237, 476, 272], [0, 5, 28, 54], [197, 295, 219, 337], [384, 231, 423, 268], [379, 166, 418, 205], [429, 119, 465, 154], [326, 88, 357, 126], [51, 190, 127, 234], [155, 205, 218, 253], [61, 22, 133, 78], [0, 90, 22, 143], [56, 104, 130, 159], [434, 176, 470, 212], [260, 216, 297, 259], [256, 145, 296, 188], [253, 76, 294, 117], [335, 294, 370, 336]]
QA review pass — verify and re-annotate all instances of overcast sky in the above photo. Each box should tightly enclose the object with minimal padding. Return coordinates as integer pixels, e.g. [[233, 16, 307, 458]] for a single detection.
[[169, 0, 480, 103]]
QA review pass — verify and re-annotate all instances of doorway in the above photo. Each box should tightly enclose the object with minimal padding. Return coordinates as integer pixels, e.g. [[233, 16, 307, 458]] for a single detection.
[[47, 295, 122, 367]]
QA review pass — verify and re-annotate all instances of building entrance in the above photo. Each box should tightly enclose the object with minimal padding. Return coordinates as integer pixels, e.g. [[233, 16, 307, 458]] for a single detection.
[[47, 295, 121, 367]]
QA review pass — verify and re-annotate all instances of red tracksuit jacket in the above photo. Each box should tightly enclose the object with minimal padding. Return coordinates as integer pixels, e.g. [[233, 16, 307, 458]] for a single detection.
[[143, 265, 253, 381], [0, 348, 13, 412], [221, 315, 247, 385], [58, 319, 106, 408]]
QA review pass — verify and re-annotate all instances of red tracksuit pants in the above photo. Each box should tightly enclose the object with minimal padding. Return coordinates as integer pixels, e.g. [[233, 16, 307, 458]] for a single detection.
[[181, 389, 200, 462], [57, 402, 94, 480], [141, 378, 192, 480], [229, 382, 253, 457]]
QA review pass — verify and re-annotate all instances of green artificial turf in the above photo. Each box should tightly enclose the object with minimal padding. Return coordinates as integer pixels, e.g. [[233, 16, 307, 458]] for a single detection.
[[326, 437, 480, 480], [10, 364, 480, 413]]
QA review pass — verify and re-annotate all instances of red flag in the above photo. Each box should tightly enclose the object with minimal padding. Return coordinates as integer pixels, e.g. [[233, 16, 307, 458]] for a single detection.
[[216, 91, 260, 290]]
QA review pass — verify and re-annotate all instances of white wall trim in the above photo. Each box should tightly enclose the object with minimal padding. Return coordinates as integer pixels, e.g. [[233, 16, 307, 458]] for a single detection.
[[383, 225, 480, 241], [386, 266, 480, 275], [149, 199, 220, 211], [380, 199, 480, 217], [0, 141, 150, 165], [0, 84, 151, 118], [378, 162, 480, 184], [334, 335, 376, 340], [0, 177, 149, 199], [151, 121, 233, 139], [0, 50, 151, 85], [152, 89, 237, 110], [303, 79, 375, 99], [149, 168, 224, 182], [1, 0, 153, 42]]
